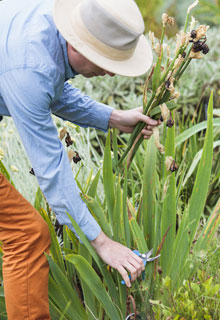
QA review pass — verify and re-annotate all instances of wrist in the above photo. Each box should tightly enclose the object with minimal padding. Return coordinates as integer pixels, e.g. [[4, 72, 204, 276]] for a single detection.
[[108, 109, 121, 128], [90, 231, 108, 249]]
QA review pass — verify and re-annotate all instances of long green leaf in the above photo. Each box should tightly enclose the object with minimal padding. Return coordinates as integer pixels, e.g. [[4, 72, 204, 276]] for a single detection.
[[183, 141, 220, 186], [142, 136, 157, 248], [103, 130, 115, 226], [47, 255, 87, 319], [170, 91, 214, 287], [175, 118, 220, 147], [113, 176, 124, 242], [129, 217, 148, 253], [87, 169, 101, 198], [161, 123, 176, 275], [41, 209, 65, 272], [66, 254, 121, 320], [48, 275, 84, 320], [66, 213, 119, 302], [79, 244, 98, 320]]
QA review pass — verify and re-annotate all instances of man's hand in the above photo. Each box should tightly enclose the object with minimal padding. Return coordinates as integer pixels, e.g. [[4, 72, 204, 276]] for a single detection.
[[91, 231, 144, 287], [109, 107, 159, 139]]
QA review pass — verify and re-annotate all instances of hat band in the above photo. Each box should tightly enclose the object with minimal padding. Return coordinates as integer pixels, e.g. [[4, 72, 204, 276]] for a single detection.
[[71, 6, 136, 61]]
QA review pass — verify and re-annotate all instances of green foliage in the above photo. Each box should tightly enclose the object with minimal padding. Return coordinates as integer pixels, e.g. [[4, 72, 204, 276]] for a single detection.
[[152, 270, 220, 319]]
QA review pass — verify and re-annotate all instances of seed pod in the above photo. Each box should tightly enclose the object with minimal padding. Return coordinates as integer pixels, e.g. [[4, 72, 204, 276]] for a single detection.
[[191, 30, 197, 39], [29, 168, 35, 176], [170, 160, 178, 172], [202, 43, 209, 54], [73, 151, 81, 164], [166, 117, 174, 128], [165, 80, 170, 89], [193, 40, 203, 52], [65, 132, 73, 147]]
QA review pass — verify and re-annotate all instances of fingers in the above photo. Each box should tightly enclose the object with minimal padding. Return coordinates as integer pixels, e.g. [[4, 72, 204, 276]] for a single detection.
[[138, 113, 159, 127], [117, 254, 144, 287]]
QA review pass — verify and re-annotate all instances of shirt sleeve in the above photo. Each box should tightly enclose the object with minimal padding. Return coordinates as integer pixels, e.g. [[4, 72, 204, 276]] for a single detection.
[[51, 81, 113, 132], [0, 68, 101, 241]]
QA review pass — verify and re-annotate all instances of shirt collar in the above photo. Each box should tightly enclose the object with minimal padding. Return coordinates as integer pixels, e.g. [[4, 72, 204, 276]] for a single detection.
[[58, 32, 78, 80]]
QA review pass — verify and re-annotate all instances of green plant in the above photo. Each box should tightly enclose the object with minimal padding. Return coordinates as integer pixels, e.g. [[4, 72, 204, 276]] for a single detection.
[[151, 269, 220, 319], [118, 1, 211, 167]]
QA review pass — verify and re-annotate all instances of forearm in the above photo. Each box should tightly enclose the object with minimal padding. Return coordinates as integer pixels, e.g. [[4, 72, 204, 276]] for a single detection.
[[51, 81, 114, 132]]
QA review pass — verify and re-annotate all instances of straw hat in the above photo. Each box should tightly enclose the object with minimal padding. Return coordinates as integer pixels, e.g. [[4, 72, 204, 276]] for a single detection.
[[53, 0, 153, 77]]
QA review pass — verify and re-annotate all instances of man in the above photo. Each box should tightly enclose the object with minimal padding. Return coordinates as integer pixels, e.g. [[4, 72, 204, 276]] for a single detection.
[[0, 0, 158, 318]]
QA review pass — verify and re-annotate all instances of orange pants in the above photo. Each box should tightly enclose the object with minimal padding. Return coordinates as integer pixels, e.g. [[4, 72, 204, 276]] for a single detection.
[[0, 173, 51, 319]]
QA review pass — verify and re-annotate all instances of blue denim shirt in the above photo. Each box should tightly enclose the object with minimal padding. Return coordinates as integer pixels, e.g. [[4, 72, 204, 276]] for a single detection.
[[0, 0, 114, 240]]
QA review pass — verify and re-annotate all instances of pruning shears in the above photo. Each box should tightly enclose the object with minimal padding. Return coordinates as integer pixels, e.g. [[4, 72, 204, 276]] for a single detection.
[[121, 249, 160, 285]]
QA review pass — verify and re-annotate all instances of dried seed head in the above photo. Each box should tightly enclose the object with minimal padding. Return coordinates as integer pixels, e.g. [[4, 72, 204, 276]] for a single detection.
[[165, 80, 171, 89], [194, 25, 209, 41], [165, 156, 174, 171], [174, 55, 184, 73], [166, 76, 175, 94], [73, 151, 81, 164], [187, 0, 199, 14], [171, 91, 180, 99], [189, 50, 203, 59], [202, 43, 209, 54], [59, 127, 67, 141], [149, 31, 155, 47], [166, 116, 174, 128], [162, 13, 175, 27], [153, 127, 165, 154], [190, 30, 197, 39], [165, 156, 178, 172], [29, 168, 35, 176], [170, 160, 178, 172], [160, 103, 170, 122], [68, 150, 81, 163], [190, 16, 198, 31], [154, 43, 161, 56], [175, 31, 190, 54], [68, 150, 74, 162], [65, 132, 73, 147]]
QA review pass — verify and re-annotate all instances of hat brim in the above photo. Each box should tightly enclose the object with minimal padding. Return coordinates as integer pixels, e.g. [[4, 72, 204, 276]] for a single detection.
[[53, 0, 153, 77]]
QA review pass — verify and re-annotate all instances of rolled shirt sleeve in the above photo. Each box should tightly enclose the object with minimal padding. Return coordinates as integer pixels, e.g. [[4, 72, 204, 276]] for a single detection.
[[51, 81, 113, 131], [0, 68, 101, 240]]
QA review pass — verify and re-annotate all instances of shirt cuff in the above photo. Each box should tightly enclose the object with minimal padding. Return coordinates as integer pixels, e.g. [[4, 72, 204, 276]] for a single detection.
[[90, 102, 113, 132]]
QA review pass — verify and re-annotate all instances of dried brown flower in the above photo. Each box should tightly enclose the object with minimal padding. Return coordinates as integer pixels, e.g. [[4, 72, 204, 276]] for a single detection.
[[162, 13, 175, 27], [153, 127, 165, 154], [65, 132, 73, 147], [59, 127, 67, 140]]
